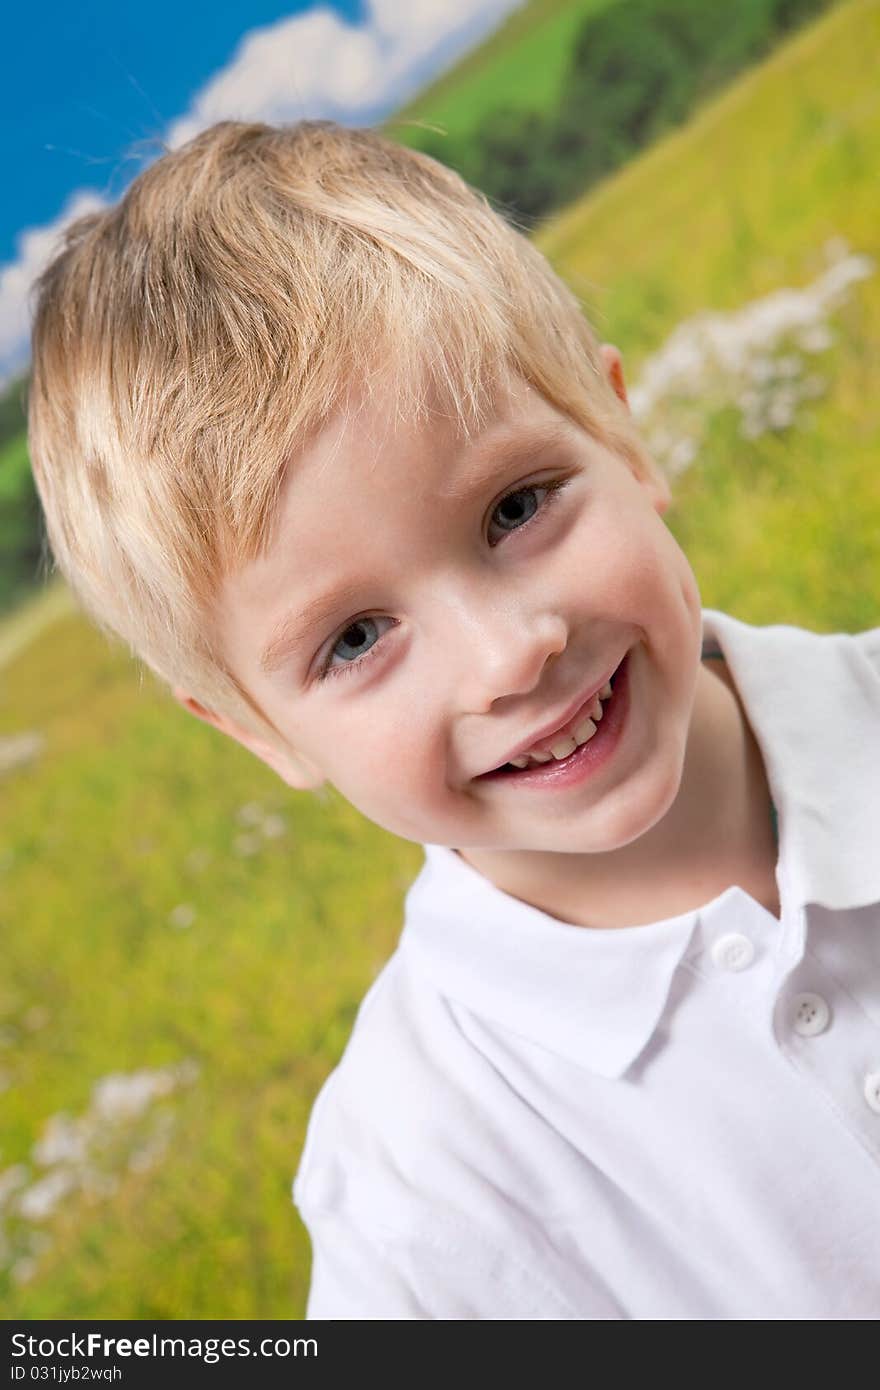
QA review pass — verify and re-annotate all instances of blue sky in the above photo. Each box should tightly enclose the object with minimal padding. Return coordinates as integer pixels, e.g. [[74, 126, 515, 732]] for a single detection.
[[1, 0, 522, 386], [2, 3, 362, 268]]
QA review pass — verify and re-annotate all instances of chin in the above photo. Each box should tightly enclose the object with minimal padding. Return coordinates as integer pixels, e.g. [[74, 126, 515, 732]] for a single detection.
[[602, 750, 686, 852]]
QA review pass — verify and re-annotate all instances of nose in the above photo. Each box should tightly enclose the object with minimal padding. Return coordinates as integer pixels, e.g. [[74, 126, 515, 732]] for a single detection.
[[454, 600, 569, 714]]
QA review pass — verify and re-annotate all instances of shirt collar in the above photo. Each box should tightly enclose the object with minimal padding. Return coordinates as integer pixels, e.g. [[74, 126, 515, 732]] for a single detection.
[[399, 608, 880, 1080], [701, 607, 880, 913], [401, 841, 701, 1079]]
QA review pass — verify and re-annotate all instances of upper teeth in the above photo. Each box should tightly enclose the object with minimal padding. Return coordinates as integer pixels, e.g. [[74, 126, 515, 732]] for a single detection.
[[508, 680, 614, 768]]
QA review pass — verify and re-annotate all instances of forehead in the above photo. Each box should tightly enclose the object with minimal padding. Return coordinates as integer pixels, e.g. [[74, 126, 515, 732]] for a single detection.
[[299, 370, 566, 500]]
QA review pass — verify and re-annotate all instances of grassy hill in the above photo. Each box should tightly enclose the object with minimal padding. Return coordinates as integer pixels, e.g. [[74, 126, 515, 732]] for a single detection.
[[534, 0, 878, 630], [389, 0, 615, 141], [1, 0, 877, 1317]]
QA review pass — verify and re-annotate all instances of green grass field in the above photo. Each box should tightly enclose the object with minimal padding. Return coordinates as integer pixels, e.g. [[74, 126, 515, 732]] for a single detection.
[[388, 0, 615, 142], [1, 0, 878, 1317], [534, 0, 879, 634]]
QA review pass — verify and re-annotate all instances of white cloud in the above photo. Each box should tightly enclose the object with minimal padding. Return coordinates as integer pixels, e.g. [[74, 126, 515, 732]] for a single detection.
[[166, 0, 522, 147], [0, 189, 107, 388], [1, 1, 524, 388], [165, 8, 379, 149]]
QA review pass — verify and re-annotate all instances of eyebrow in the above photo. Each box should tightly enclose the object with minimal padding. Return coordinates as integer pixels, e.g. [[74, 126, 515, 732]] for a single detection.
[[257, 418, 578, 676]]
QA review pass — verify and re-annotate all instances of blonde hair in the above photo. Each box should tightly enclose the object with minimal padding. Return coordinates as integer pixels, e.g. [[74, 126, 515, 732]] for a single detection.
[[28, 118, 653, 753]]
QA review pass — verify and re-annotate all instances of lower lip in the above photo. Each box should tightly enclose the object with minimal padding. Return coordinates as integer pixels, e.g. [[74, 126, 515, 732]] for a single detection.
[[476, 651, 631, 791]]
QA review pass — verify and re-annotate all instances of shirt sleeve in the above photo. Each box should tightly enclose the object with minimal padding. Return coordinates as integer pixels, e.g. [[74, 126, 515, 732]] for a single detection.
[[297, 1201, 624, 1320]]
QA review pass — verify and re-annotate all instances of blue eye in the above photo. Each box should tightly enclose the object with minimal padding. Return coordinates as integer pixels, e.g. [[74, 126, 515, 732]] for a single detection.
[[494, 487, 539, 529], [318, 615, 396, 682], [334, 618, 379, 661], [487, 481, 564, 545]]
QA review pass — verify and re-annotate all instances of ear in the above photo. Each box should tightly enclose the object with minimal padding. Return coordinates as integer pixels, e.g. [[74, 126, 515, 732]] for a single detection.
[[599, 342, 671, 516], [599, 343, 629, 409], [171, 688, 326, 791]]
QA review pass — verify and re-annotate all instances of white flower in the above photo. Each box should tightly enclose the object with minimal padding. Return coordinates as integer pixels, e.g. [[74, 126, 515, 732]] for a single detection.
[[10, 1256, 38, 1284], [91, 1068, 178, 1124], [629, 248, 875, 473], [0, 1164, 29, 1209], [17, 1169, 77, 1221], [32, 1115, 88, 1168], [668, 438, 697, 474], [768, 399, 796, 430], [796, 324, 832, 353], [168, 903, 196, 929]]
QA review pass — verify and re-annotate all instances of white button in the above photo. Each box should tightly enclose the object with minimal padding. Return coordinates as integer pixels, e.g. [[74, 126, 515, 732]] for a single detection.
[[791, 992, 831, 1036], [711, 932, 755, 971], [864, 1072, 880, 1115]]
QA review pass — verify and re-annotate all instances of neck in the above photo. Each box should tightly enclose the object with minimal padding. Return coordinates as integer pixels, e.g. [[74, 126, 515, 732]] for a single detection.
[[457, 659, 778, 929]]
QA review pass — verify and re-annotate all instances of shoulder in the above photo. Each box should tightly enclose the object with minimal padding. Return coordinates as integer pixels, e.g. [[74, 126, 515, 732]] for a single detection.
[[849, 624, 880, 674], [292, 947, 481, 1217], [291, 938, 561, 1222], [290, 952, 599, 1319]]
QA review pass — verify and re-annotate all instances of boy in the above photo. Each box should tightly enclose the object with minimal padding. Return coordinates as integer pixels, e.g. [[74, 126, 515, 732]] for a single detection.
[[27, 120, 880, 1319]]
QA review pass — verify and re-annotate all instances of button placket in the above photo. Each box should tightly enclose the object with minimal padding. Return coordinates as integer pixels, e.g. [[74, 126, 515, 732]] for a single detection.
[[775, 909, 880, 1143]]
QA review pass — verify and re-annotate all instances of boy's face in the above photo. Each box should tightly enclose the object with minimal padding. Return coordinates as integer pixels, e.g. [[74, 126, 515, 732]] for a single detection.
[[176, 350, 704, 856]]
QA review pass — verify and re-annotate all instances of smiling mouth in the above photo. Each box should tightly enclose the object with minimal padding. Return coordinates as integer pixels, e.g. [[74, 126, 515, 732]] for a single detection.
[[480, 655, 627, 777]]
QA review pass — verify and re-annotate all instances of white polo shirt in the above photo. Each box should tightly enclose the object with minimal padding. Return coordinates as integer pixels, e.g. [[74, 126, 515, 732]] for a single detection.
[[292, 608, 880, 1319]]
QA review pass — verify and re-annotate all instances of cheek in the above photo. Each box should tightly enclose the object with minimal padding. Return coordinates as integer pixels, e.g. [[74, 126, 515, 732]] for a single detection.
[[324, 714, 434, 796], [326, 724, 459, 845], [557, 513, 661, 612], [605, 504, 694, 604]]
